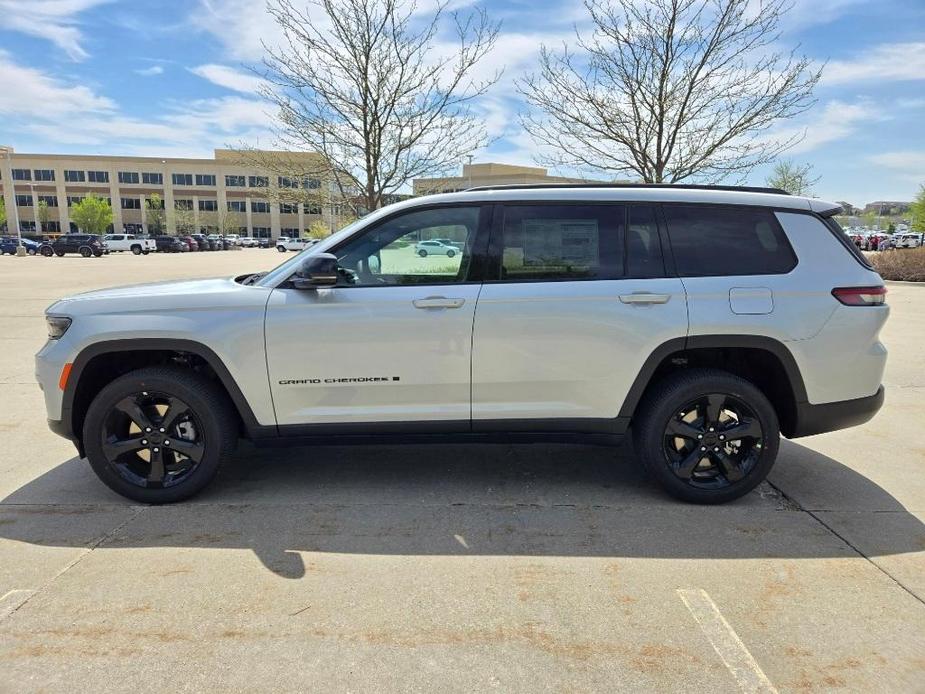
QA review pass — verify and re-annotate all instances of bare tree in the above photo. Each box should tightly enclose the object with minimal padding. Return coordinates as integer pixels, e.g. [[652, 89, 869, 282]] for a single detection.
[[765, 159, 819, 196], [519, 0, 822, 184], [258, 0, 501, 212]]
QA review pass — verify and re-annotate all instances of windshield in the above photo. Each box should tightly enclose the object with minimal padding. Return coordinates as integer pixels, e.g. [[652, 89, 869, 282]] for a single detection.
[[255, 217, 369, 287]]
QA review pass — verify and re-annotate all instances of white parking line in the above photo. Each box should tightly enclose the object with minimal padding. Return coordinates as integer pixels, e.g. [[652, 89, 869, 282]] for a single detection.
[[0, 589, 37, 622], [677, 588, 778, 694]]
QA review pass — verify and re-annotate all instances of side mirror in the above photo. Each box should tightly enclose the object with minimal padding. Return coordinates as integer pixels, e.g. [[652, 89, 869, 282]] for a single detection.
[[292, 252, 339, 289]]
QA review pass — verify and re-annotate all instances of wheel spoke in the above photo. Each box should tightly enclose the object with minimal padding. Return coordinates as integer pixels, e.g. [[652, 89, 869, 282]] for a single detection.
[[102, 435, 146, 459], [705, 393, 726, 424], [712, 449, 744, 482], [147, 448, 165, 484], [721, 417, 762, 441], [169, 439, 205, 463], [159, 397, 190, 432], [666, 419, 703, 441], [114, 396, 155, 432], [673, 449, 704, 479]]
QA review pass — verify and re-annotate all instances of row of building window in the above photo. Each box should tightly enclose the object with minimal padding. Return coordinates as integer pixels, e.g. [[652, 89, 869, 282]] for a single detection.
[[9, 169, 324, 190], [13, 195, 324, 215]]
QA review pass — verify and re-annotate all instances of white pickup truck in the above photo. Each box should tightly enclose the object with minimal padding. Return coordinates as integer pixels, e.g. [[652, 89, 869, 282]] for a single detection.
[[102, 233, 155, 255], [276, 237, 316, 252]]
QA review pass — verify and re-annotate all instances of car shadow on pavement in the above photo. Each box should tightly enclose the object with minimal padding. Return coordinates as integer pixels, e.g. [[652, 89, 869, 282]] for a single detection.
[[1, 439, 922, 579]]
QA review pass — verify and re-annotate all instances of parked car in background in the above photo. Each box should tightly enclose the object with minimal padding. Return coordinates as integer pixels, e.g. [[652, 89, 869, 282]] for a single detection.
[[191, 234, 212, 251], [415, 239, 458, 257], [239, 236, 257, 247], [224, 234, 241, 246], [431, 238, 464, 249], [257, 237, 271, 249], [39, 234, 107, 258], [896, 233, 923, 248], [181, 236, 199, 252], [102, 233, 155, 255], [276, 237, 314, 252], [154, 236, 188, 253], [1, 236, 40, 255]]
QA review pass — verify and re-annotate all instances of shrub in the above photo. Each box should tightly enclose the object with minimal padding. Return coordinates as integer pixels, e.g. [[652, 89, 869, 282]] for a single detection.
[[870, 247, 925, 282]]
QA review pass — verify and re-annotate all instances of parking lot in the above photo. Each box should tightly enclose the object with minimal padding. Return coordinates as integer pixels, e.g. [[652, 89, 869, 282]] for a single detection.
[[0, 251, 923, 692]]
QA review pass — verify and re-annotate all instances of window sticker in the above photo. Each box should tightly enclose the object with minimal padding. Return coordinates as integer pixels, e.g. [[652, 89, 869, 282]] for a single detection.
[[522, 219, 599, 267]]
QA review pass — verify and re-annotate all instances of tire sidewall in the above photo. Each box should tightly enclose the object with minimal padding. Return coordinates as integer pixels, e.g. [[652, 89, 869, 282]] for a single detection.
[[634, 371, 780, 504], [83, 370, 229, 504]]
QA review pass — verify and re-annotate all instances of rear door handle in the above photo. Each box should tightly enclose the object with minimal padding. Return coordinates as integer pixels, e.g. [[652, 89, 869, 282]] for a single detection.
[[619, 292, 671, 305], [412, 296, 466, 309]]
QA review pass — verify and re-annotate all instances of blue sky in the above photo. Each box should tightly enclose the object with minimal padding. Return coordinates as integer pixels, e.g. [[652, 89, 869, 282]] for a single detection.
[[1, 0, 924, 205]]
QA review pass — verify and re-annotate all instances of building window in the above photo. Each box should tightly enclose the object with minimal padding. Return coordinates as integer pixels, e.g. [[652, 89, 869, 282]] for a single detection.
[[38, 195, 58, 207], [225, 175, 245, 187], [252, 226, 271, 238], [64, 170, 86, 182], [200, 225, 219, 234], [278, 176, 298, 188], [145, 197, 164, 209], [303, 177, 321, 189], [198, 199, 218, 211], [172, 173, 193, 186], [67, 196, 84, 207], [121, 197, 141, 210], [42, 221, 61, 233], [305, 204, 322, 215], [248, 175, 268, 188], [279, 202, 298, 214], [142, 172, 163, 185], [251, 201, 270, 213], [20, 221, 36, 233], [195, 174, 216, 186], [88, 170, 110, 183], [280, 227, 300, 238], [12, 169, 31, 181], [33, 169, 55, 182], [118, 171, 140, 184], [174, 199, 193, 211], [124, 223, 144, 233], [15, 194, 33, 207], [226, 200, 246, 212]]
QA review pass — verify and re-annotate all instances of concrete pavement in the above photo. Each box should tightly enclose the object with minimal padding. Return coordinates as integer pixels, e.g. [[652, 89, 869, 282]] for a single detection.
[[0, 251, 923, 692]]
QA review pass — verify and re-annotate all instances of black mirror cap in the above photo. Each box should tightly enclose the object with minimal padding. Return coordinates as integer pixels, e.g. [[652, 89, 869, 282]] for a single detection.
[[293, 252, 338, 289]]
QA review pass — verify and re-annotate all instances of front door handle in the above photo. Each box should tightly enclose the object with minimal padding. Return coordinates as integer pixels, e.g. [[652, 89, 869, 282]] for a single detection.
[[619, 292, 671, 305], [413, 296, 466, 309]]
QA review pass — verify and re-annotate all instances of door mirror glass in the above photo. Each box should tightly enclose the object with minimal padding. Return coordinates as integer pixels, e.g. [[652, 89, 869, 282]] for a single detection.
[[292, 253, 339, 289]]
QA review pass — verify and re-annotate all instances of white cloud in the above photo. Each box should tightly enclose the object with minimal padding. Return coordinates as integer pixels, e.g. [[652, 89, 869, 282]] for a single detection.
[[189, 64, 266, 94], [821, 42, 925, 86], [868, 151, 925, 180], [0, 0, 115, 61], [0, 50, 115, 115], [134, 65, 164, 77], [763, 99, 884, 154]]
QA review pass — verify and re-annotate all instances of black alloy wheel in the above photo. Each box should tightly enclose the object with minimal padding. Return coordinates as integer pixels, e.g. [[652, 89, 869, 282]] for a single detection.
[[79, 246, 92, 257], [41, 246, 54, 257]]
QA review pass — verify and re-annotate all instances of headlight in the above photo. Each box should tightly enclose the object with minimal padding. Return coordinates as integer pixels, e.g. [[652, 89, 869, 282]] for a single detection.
[[46, 316, 72, 340]]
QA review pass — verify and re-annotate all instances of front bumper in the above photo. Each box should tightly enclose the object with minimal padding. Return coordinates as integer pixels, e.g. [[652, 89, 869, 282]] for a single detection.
[[789, 385, 885, 438]]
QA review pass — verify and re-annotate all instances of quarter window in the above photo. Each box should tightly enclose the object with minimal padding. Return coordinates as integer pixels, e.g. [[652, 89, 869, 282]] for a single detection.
[[495, 204, 624, 281], [663, 205, 797, 277]]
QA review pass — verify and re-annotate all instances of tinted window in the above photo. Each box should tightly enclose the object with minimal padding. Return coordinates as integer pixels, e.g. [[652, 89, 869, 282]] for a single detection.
[[334, 207, 480, 287], [627, 205, 664, 278], [663, 205, 796, 277], [496, 205, 624, 281]]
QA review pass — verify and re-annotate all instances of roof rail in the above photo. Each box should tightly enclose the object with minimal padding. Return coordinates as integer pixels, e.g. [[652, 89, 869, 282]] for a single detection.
[[464, 182, 791, 195]]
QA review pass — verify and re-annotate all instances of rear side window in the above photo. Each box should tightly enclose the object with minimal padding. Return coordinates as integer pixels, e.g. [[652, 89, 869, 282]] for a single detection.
[[496, 205, 624, 281], [663, 205, 797, 277], [626, 206, 665, 278]]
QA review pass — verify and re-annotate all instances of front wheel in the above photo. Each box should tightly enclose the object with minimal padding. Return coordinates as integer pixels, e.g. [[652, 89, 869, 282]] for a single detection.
[[142, 250, 150, 255], [418, 249, 427, 257], [131, 245, 142, 255], [446, 249, 456, 258], [632, 369, 780, 504], [277, 246, 286, 252], [79, 246, 92, 258]]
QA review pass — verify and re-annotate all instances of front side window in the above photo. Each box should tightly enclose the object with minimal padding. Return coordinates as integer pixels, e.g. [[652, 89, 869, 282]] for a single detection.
[[495, 204, 625, 281], [332, 206, 481, 287], [663, 205, 797, 277]]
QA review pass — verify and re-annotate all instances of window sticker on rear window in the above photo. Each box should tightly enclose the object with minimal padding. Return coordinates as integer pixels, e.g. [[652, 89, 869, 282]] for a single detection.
[[522, 219, 600, 267]]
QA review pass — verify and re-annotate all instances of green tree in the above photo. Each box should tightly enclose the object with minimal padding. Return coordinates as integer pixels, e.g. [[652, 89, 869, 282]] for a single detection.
[[36, 200, 51, 233], [307, 220, 329, 239], [0, 197, 6, 232], [910, 185, 925, 232], [173, 204, 195, 235], [145, 193, 165, 235], [766, 160, 820, 196], [70, 193, 113, 234]]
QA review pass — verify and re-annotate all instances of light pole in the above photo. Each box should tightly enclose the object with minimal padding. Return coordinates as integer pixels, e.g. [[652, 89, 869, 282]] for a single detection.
[[0, 146, 26, 256]]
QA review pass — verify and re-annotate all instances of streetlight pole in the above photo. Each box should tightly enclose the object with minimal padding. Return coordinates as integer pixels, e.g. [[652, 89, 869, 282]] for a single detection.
[[1, 147, 26, 256]]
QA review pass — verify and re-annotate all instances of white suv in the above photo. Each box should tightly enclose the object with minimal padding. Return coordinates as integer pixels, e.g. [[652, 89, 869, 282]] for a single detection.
[[36, 185, 888, 504]]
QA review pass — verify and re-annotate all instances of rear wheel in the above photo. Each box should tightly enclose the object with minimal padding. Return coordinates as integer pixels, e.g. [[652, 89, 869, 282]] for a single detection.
[[82, 367, 237, 504], [131, 245, 142, 255], [632, 369, 780, 504], [277, 246, 286, 252], [55, 250, 65, 257], [79, 246, 92, 258], [446, 249, 456, 258], [418, 249, 427, 257]]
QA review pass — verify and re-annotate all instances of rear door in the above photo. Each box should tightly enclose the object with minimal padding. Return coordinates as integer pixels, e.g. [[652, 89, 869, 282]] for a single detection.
[[471, 203, 688, 431]]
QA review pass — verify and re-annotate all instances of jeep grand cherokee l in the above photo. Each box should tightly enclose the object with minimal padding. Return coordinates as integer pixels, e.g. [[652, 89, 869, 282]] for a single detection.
[[36, 185, 888, 504]]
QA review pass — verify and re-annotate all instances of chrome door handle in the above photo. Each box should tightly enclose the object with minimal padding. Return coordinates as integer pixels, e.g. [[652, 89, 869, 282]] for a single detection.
[[619, 292, 671, 305], [412, 296, 466, 309]]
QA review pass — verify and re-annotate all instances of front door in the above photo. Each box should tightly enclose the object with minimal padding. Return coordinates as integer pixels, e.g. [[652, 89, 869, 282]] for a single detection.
[[471, 203, 688, 430], [265, 204, 488, 429]]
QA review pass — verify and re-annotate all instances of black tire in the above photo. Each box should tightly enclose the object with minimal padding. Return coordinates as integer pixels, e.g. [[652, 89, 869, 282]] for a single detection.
[[446, 249, 456, 258], [142, 250, 150, 255], [82, 366, 237, 504], [277, 246, 286, 252], [79, 246, 92, 258], [40, 246, 53, 257], [418, 249, 427, 257], [632, 368, 780, 504], [55, 250, 66, 257], [27, 248, 37, 256], [131, 245, 142, 255]]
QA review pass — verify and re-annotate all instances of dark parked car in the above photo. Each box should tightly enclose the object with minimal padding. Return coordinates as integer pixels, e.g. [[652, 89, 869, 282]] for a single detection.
[[154, 235, 188, 253], [39, 234, 107, 258], [1, 236, 40, 255], [191, 234, 213, 251], [257, 237, 271, 248]]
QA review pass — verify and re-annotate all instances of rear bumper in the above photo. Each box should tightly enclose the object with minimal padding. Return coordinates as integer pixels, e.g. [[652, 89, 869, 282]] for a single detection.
[[789, 386, 884, 438]]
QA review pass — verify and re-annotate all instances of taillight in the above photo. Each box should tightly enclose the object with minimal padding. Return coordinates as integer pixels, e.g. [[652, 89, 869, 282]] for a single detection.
[[832, 286, 887, 306]]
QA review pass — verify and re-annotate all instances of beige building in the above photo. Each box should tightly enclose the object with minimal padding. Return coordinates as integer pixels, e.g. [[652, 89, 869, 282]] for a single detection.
[[0, 147, 340, 238], [413, 162, 604, 195]]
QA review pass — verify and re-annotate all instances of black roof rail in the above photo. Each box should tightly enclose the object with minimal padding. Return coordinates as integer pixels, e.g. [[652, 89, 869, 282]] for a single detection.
[[464, 182, 791, 195]]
